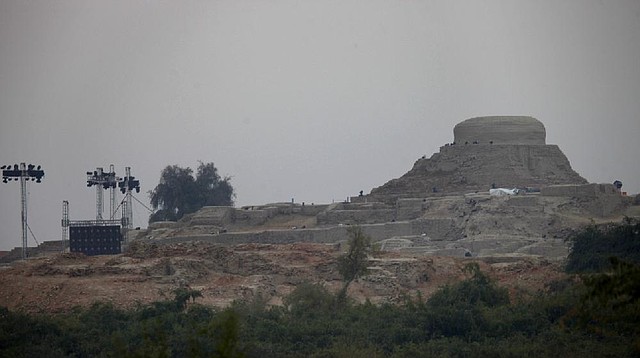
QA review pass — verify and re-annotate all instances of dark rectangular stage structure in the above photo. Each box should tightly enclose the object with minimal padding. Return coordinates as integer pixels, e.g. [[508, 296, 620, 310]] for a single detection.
[[69, 224, 122, 255]]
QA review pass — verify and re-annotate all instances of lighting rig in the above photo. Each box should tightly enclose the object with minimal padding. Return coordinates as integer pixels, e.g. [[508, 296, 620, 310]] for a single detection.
[[1, 163, 45, 260], [86, 165, 118, 220], [118, 167, 140, 229], [62, 165, 142, 255]]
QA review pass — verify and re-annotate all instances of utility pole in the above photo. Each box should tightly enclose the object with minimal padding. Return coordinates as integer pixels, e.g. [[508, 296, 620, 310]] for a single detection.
[[2, 163, 45, 260]]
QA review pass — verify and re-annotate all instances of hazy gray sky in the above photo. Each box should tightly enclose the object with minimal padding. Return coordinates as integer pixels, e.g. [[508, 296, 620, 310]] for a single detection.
[[1, 0, 639, 251]]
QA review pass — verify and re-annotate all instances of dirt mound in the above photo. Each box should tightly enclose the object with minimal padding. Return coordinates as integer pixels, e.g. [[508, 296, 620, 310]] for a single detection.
[[0, 242, 566, 313]]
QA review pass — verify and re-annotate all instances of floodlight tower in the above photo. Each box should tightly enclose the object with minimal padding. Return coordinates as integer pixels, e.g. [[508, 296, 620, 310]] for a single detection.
[[95, 167, 104, 220], [61, 200, 69, 252], [2, 163, 45, 260], [86, 166, 118, 220], [118, 167, 140, 229], [109, 164, 117, 219]]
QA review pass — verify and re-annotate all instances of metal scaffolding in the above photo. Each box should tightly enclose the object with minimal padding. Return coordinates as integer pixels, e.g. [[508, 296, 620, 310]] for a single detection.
[[62, 200, 69, 252], [109, 164, 116, 219], [20, 164, 28, 259], [95, 167, 104, 220], [86, 166, 118, 221], [2, 162, 45, 260]]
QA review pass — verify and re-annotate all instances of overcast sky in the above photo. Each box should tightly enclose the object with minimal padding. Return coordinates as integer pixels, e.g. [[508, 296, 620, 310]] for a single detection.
[[1, 0, 639, 251]]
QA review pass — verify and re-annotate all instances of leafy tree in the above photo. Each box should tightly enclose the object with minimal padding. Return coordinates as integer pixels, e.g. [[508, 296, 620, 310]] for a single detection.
[[283, 282, 336, 318], [566, 218, 640, 273], [424, 263, 510, 339], [338, 227, 371, 284], [428, 262, 510, 308], [582, 257, 640, 309], [568, 257, 640, 342], [149, 162, 234, 223], [173, 287, 204, 311], [196, 162, 235, 208], [194, 309, 245, 358]]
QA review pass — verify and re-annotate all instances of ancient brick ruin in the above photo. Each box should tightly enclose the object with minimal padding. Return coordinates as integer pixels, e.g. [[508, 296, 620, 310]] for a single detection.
[[138, 116, 635, 260], [368, 116, 587, 203]]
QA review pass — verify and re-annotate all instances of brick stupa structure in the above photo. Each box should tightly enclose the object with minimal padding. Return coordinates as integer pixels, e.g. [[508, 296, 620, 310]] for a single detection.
[[369, 116, 587, 203]]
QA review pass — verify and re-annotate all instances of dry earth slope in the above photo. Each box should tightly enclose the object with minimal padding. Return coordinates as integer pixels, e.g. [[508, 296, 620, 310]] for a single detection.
[[0, 241, 565, 313]]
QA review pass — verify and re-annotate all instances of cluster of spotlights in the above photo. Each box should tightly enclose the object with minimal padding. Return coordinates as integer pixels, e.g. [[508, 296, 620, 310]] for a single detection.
[[86, 168, 118, 189], [86, 167, 140, 194], [1, 164, 44, 183], [119, 175, 140, 194]]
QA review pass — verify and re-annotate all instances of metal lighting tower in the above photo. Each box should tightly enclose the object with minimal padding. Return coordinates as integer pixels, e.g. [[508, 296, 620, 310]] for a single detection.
[[2, 163, 45, 260], [109, 164, 117, 219], [121, 199, 128, 228], [95, 167, 104, 220], [86, 166, 118, 220], [61, 200, 69, 252], [118, 167, 140, 229]]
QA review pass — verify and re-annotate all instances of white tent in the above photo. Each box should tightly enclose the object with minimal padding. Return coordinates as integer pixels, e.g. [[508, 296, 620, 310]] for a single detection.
[[489, 188, 519, 196]]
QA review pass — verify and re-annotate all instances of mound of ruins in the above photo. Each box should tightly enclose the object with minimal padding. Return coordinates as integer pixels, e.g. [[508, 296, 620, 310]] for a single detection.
[[139, 116, 639, 260]]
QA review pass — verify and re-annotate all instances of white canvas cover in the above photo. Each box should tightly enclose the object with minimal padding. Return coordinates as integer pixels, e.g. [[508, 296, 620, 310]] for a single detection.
[[489, 188, 518, 196]]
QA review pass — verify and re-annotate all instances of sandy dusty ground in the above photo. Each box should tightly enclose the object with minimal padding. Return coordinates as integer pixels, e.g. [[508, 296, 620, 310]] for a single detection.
[[0, 241, 567, 313]]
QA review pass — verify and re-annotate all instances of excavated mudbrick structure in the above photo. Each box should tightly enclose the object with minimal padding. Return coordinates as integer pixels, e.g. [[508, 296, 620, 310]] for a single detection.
[[369, 116, 587, 203], [126, 115, 634, 261]]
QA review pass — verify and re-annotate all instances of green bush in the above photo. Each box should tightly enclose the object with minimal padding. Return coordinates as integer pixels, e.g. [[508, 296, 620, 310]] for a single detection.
[[566, 218, 640, 273]]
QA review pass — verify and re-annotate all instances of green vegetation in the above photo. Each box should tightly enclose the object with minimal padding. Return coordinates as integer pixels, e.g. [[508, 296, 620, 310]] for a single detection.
[[565, 217, 640, 273], [561, 218, 640, 352], [2, 267, 636, 357], [2, 219, 639, 357], [337, 226, 372, 299], [149, 162, 235, 223]]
